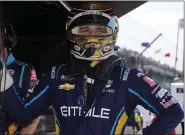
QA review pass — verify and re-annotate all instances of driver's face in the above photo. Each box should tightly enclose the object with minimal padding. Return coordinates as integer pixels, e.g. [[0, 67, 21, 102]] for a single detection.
[[77, 25, 107, 36]]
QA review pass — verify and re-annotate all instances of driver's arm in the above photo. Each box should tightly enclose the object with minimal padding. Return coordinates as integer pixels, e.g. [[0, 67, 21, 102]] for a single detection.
[[2, 71, 57, 126], [127, 68, 184, 135]]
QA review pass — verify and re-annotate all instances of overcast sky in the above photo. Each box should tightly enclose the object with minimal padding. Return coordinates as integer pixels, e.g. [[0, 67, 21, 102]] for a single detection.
[[117, 2, 184, 71]]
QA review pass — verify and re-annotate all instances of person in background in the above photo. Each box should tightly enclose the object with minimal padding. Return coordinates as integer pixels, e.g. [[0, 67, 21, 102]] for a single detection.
[[124, 107, 143, 134], [0, 20, 40, 135]]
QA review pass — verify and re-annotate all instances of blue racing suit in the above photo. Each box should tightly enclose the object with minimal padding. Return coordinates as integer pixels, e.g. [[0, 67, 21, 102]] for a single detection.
[[2, 61, 184, 135], [0, 53, 38, 135]]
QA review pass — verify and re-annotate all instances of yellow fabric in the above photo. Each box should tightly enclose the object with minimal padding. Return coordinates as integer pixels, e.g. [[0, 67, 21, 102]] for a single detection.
[[51, 106, 60, 134], [8, 123, 18, 135], [87, 38, 99, 43], [114, 112, 128, 134], [54, 115, 60, 134], [90, 60, 100, 67], [93, 50, 101, 57], [134, 113, 141, 122]]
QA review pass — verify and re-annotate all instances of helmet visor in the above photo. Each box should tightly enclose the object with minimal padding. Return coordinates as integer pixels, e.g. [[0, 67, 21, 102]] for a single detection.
[[68, 13, 117, 36], [74, 36, 113, 49]]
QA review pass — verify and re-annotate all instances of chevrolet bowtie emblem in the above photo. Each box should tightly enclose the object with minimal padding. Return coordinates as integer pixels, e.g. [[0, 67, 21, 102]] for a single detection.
[[58, 83, 75, 90]]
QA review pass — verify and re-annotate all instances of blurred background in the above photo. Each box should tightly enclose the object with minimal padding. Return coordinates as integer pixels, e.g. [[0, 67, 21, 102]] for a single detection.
[[117, 2, 184, 90]]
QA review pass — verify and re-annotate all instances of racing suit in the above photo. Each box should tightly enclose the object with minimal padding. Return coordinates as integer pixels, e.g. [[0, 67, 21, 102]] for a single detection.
[[1, 59, 184, 135], [0, 53, 38, 135]]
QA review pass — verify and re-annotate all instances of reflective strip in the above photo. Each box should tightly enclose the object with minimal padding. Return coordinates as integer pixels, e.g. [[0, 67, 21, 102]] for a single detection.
[[114, 112, 128, 134], [110, 106, 125, 134], [24, 85, 49, 108], [19, 65, 25, 88], [128, 88, 160, 114]]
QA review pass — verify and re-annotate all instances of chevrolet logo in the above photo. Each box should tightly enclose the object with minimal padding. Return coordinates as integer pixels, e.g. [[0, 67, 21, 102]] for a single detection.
[[58, 83, 75, 90]]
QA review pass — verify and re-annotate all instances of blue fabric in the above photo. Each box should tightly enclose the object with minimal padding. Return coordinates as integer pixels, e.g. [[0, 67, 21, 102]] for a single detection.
[[3, 64, 184, 135], [6, 53, 15, 65]]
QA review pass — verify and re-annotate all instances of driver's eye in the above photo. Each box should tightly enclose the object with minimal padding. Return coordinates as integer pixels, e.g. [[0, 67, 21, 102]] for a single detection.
[[80, 30, 88, 32], [79, 28, 88, 32], [78, 26, 107, 35], [78, 28, 90, 35], [98, 29, 106, 33]]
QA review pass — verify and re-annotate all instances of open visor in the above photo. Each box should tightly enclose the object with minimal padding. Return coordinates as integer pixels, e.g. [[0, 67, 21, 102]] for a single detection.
[[73, 35, 113, 48], [68, 13, 117, 36]]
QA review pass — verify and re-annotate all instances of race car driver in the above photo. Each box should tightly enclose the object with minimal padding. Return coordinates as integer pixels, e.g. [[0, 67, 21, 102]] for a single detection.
[[0, 2, 184, 135], [0, 21, 40, 135]]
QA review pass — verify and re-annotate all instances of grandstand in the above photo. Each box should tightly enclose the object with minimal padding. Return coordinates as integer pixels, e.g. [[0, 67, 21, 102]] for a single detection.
[[116, 48, 182, 90]]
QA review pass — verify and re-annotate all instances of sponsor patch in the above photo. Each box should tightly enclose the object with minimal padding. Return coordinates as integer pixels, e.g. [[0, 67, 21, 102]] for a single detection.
[[77, 95, 85, 107], [86, 77, 95, 84], [51, 66, 56, 79], [137, 72, 145, 77], [30, 69, 37, 81], [61, 75, 74, 81], [143, 76, 156, 87], [8, 69, 15, 76], [60, 105, 110, 119], [58, 83, 75, 90], [123, 68, 130, 81], [102, 89, 115, 93], [151, 85, 160, 94], [162, 97, 177, 109], [105, 80, 113, 88], [155, 88, 168, 98], [29, 81, 37, 88]]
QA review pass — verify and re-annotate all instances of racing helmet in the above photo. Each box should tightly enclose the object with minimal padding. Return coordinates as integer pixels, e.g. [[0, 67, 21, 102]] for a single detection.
[[66, 2, 119, 61]]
